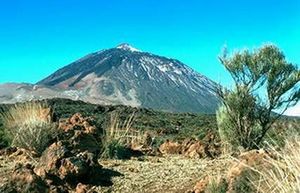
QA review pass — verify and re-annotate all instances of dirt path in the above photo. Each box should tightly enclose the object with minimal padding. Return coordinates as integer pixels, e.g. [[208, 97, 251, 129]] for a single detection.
[[97, 155, 230, 193]]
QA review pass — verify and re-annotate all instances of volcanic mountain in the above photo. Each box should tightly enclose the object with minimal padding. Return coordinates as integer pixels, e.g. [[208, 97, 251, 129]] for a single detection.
[[0, 44, 219, 113]]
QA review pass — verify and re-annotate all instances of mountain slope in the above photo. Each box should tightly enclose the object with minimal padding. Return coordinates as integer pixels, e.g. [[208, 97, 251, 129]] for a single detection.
[[37, 44, 219, 113]]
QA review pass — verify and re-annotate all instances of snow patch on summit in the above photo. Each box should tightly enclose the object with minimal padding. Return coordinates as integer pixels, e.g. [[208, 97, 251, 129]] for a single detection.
[[117, 43, 141, 52]]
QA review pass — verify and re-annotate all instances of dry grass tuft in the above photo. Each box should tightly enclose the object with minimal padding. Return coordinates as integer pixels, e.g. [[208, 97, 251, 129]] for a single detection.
[[0, 102, 57, 155], [105, 112, 136, 144], [251, 136, 300, 193], [101, 112, 146, 159]]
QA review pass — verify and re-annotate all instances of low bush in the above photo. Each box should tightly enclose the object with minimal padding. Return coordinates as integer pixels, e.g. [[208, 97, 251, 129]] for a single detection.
[[102, 139, 131, 159]]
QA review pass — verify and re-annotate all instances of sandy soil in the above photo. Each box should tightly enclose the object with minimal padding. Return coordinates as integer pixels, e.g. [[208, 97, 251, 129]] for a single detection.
[[0, 153, 231, 193], [97, 155, 230, 193]]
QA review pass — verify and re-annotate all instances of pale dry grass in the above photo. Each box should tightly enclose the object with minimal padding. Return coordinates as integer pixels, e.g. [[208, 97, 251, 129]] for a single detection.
[[251, 136, 300, 193], [0, 102, 56, 154], [1, 102, 51, 128], [104, 112, 136, 144], [101, 112, 149, 158]]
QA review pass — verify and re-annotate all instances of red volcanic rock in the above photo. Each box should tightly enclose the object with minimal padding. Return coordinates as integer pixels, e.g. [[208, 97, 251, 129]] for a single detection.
[[0, 164, 48, 193], [0, 113, 111, 192], [75, 183, 92, 193], [159, 140, 182, 154], [34, 141, 68, 178], [159, 137, 221, 158]]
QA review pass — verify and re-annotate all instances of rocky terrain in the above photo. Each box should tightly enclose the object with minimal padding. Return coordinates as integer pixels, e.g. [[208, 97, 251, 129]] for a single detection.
[[0, 111, 253, 193], [0, 113, 106, 192], [0, 100, 299, 193], [0, 110, 214, 192], [0, 100, 300, 193]]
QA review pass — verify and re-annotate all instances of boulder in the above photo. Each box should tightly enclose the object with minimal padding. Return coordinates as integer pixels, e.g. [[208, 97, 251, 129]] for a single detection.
[[75, 183, 92, 193], [68, 130, 100, 155], [34, 113, 102, 189], [34, 141, 69, 178], [159, 140, 182, 154], [183, 141, 206, 158], [59, 113, 97, 135], [159, 138, 221, 158], [58, 157, 88, 181]]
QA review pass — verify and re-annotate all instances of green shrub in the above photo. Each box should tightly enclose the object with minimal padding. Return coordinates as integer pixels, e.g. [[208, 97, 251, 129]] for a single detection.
[[150, 136, 165, 150], [216, 106, 237, 149], [206, 179, 228, 193], [101, 139, 131, 159], [216, 88, 262, 150], [231, 170, 255, 193], [218, 45, 300, 150], [0, 126, 10, 148]]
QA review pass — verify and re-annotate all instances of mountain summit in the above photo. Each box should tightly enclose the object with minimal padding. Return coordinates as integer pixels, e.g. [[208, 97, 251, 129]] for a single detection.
[[116, 43, 141, 52], [0, 45, 219, 113]]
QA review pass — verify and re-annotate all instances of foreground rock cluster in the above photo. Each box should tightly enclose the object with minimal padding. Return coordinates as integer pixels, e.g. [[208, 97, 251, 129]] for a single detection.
[[0, 111, 277, 193], [0, 113, 103, 193]]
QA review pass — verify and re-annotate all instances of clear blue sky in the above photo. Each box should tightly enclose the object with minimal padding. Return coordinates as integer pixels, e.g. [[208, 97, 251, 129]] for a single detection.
[[0, 0, 299, 87]]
